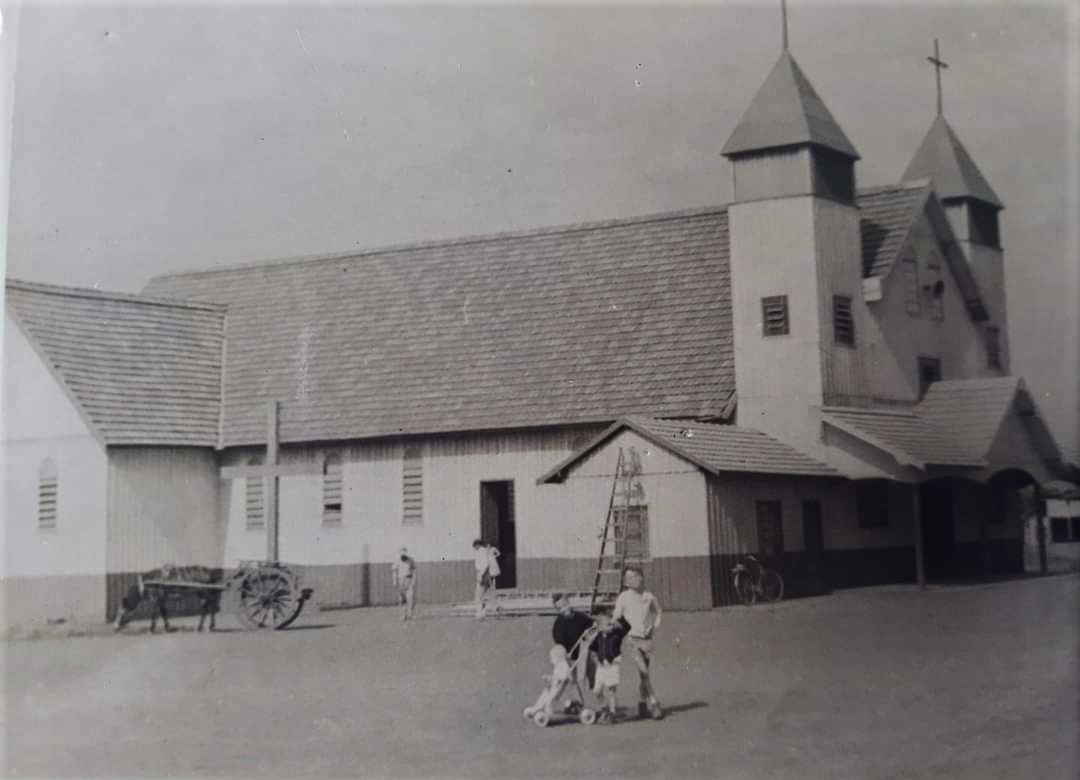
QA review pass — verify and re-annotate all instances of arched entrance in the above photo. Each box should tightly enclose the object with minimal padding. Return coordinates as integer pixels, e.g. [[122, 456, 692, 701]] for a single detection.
[[917, 469, 1035, 582]]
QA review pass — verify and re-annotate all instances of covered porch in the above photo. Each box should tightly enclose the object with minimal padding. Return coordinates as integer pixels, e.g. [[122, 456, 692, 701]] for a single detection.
[[823, 376, 1071, 587]]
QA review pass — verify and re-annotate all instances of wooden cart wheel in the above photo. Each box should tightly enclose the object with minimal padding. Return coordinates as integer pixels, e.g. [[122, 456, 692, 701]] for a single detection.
[[235, 565, 303, 630]]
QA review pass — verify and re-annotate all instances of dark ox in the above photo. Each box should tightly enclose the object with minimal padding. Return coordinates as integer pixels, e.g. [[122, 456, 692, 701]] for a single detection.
[[113, 565, 223, 633]]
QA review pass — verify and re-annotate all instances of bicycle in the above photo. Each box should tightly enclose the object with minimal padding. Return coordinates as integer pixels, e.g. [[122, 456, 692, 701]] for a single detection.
[[732, 555, 784, 605]]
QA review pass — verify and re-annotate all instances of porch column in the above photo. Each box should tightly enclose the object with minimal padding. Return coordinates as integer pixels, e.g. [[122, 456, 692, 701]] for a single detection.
[[979, 516, 991, 577], [1035, 484, 1048, 577], [912, 485, 926, 589]]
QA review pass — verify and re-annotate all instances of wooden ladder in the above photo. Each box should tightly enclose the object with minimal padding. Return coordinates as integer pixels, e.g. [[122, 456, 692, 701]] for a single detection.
[[589, 447, 645, 613]]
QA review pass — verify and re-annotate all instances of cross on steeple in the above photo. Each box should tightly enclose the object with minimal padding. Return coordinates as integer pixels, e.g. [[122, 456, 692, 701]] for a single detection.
[[780, 0, 789, 51], [927, 38, 949, 116]]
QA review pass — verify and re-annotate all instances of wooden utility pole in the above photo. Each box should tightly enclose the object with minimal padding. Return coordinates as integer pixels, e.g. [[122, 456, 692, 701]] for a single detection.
[[219, 400, 323, 564], [266, 400, 280, 562], [913, 487, 926, 589]]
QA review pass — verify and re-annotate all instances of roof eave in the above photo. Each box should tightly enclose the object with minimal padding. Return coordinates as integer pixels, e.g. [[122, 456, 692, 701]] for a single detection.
[[822, 415, 926, 470]]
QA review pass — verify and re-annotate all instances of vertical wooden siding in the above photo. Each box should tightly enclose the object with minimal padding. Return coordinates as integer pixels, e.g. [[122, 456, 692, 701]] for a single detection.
[[106, 446, 222, 572], [707, 472, 853, 604]]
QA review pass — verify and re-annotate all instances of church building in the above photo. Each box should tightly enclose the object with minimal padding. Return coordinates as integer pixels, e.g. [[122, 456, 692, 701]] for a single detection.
[[2, 39, 1071, 626]]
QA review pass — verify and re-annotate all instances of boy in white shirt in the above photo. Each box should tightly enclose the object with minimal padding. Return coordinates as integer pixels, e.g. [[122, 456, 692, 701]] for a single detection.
[[472, 539, 501, 618], [613, 567, 664, 720], [392, 547, 417, 621]]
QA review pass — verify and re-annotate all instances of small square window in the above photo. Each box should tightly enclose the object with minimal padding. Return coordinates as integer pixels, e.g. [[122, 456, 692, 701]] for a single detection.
[[1050, 517, 1069, 544], [833, 295, 855, 346], [761, 296, 789, 336]]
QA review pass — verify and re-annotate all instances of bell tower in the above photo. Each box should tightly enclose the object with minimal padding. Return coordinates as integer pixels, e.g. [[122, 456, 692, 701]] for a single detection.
[[722, 9, 870, 451], [903, 40, 1008, 373]]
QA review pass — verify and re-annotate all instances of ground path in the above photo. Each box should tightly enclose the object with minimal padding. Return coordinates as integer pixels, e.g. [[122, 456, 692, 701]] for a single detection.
[[4, 575, 1078, 778]]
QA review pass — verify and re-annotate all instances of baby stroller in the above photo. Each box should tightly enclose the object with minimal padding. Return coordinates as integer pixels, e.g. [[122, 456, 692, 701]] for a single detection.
[[523, 625, 599, 728]]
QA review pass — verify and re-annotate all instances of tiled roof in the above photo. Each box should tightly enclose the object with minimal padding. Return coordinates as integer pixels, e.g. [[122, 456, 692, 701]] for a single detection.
[[5, 280, 224, 446], [858, 181, 931, 277], [915, 376, 1024, 456], [722, 51, 859, 159], [144, 208, 736, 447], [822, 406, 984, 468], [539, 417, 840, 483], [8, 181, 949, 451], [903, 115, 1003, 208]]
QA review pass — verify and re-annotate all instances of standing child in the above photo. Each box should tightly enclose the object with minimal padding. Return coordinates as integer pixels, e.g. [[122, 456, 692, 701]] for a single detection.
[[613, 567, 664, 720], [392, 547, 417, 621], [589, 605, 630, 724], [472, 539, 501, 619]]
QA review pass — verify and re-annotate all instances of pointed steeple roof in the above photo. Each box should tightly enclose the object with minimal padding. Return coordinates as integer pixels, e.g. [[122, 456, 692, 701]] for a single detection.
[[722, 51, 859, 159], [903, 114, 1002, 208]]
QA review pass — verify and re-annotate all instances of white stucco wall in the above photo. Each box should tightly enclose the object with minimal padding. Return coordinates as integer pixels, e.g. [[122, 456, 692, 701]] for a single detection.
[[565, 429, 710, 559], [218, 427, 612, 568], [217, 425, 712, 570], [865, 213, 995, 403], [2, 315, 108, 581], [2, 315, 108, 624]]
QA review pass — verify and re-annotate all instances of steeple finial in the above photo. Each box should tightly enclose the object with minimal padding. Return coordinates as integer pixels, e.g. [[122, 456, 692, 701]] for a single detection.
[[781, 0, 789, 51], [927, 38, 949, 116]]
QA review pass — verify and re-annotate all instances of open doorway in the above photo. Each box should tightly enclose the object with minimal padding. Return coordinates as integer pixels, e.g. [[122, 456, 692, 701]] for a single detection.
[[920, 480, 956, 579], [480, 480, 516, 588]]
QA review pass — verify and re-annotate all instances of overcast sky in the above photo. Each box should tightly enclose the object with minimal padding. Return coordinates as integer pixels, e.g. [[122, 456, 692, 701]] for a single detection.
[[3, 1, 1078, 459]]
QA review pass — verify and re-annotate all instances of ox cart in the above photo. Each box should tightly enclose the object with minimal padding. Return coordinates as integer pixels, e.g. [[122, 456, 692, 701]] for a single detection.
[[118, 561, 314, 632]]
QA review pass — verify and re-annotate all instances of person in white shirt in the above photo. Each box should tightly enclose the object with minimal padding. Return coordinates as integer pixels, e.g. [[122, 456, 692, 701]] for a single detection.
[[613, 567, 664, 719], [472, 539, 501, 618], [392, 547, 417, 621]]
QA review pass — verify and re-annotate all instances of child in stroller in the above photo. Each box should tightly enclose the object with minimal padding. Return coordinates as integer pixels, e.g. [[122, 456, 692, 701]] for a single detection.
[[522, 628, 599, 727]]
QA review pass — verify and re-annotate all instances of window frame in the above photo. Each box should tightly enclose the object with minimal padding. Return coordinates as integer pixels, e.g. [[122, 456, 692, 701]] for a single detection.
[[322, 454, 344, 526], [761, 295, 790, 337], [37, 458, 58, 531], [402, 446, 423, 526], [900, 255, 921, 316], [612, 504, 650, 561], [755, 499, 785, 556], [833, 295, 855, 347], [1049, 516, 1080, 544]]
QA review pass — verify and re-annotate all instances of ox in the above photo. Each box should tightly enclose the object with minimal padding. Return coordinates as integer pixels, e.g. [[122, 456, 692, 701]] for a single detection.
[[113, 565, 223, 633]]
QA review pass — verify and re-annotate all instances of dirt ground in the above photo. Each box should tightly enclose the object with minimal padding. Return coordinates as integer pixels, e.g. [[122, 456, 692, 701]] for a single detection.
[[3, 575, 1078, 779]]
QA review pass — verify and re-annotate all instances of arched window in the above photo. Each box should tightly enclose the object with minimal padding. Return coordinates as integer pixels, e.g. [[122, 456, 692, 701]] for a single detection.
[[900, 253, 920, 316], [322, 454, 343, 525], [245, 457, 265, 530], [38, 458, 58, 530]]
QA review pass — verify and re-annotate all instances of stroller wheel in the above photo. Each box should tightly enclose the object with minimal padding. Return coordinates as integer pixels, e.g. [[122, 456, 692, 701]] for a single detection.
[[532, 710, 551, 728], [522, 706, 534, 721], [579, 708, 597, 726]]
